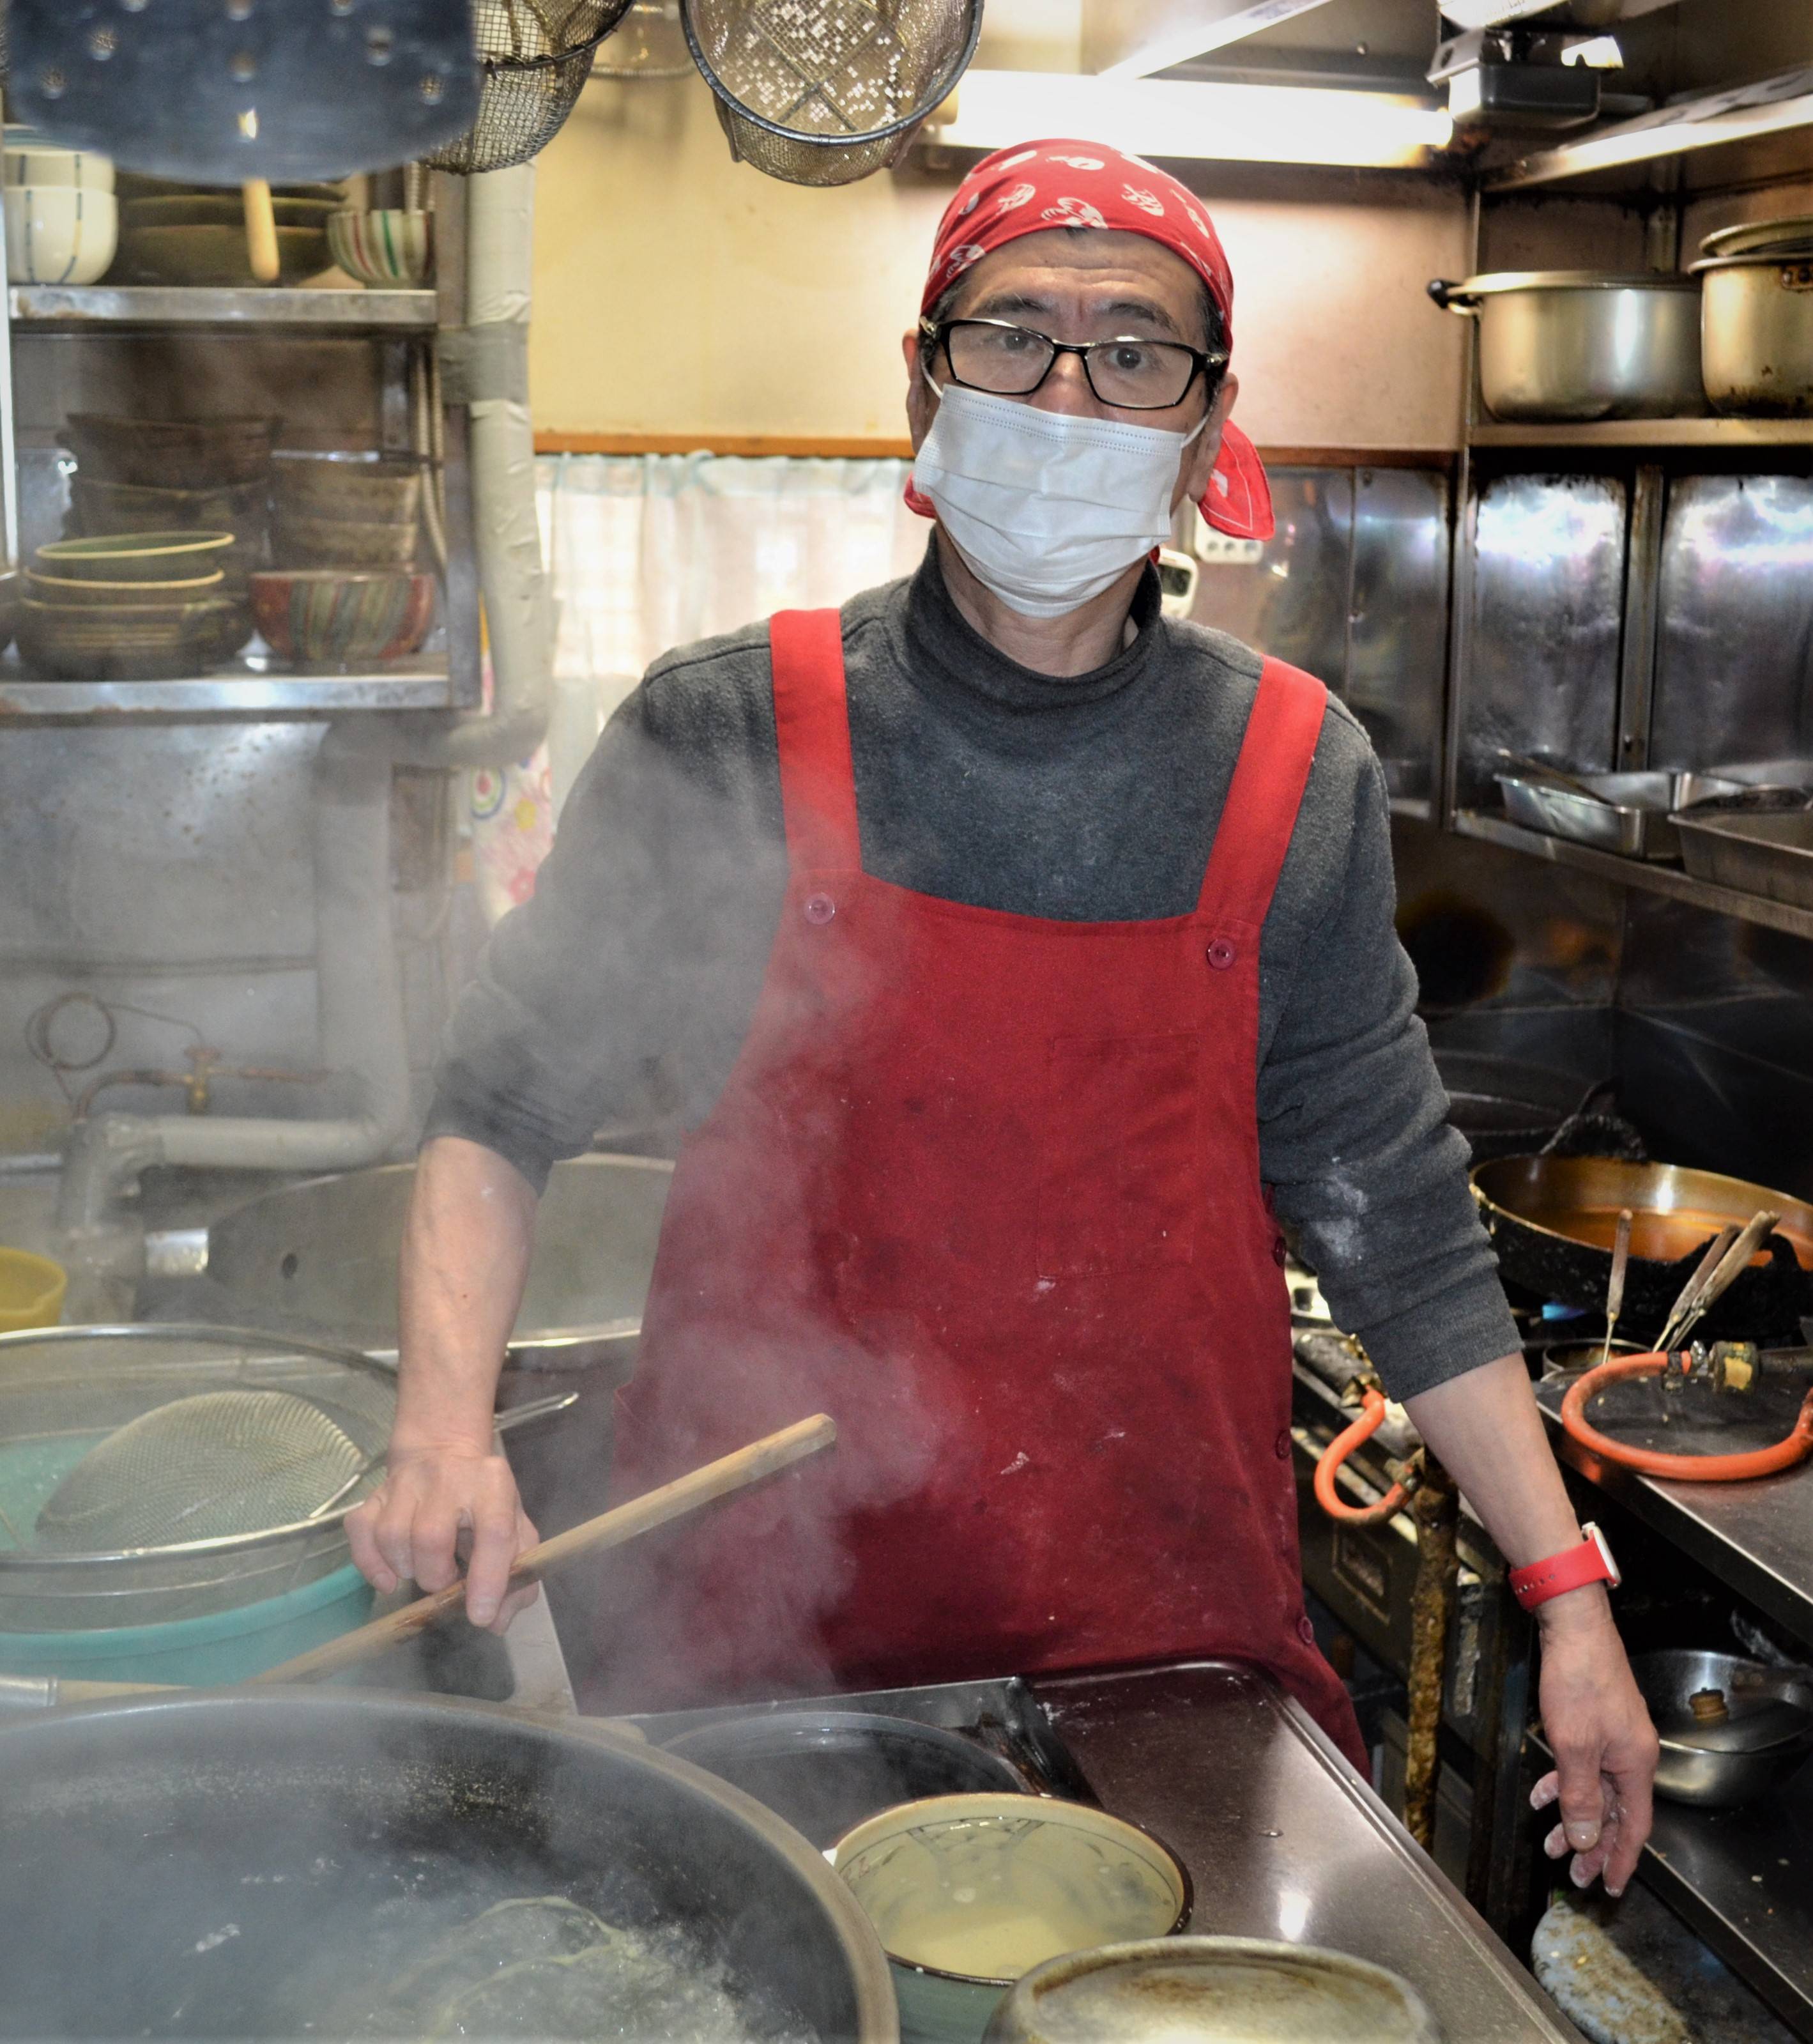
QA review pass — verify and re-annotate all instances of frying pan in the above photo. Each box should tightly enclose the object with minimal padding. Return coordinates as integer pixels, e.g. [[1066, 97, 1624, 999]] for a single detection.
[[1473, 1154, 1813, 1341]]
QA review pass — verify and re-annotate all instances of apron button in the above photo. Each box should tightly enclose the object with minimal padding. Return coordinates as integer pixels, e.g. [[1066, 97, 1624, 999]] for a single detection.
[[1297, 1615, 1317, 1645], [1274, 1427, 1291, 1459], [803, 893, 836, 926], [1206, 937, 1236, 971], [1271, 1236, 1287, 1268]]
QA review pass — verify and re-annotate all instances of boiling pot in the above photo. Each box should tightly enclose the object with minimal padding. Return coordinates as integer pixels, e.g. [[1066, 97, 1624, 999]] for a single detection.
[[1428, 272, 1702, 421], [1694, 250, 1813, 413], [0, 1687, 897, 2041]]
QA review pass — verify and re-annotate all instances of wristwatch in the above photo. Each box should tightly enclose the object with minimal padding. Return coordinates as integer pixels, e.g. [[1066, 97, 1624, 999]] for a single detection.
[[1508, 1523, 1621, 1612]]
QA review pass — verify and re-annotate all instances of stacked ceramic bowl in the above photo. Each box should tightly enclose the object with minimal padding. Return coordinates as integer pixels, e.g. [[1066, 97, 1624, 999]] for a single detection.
[[255, 452, 435, 670], [113, 173, 343, 287], [3, 128, 116, 286], [19, 532, 248, 680]]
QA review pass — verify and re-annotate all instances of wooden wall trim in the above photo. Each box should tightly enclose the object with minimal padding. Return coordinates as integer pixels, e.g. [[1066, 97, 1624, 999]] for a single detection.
[[532, 431, 1457, 470]]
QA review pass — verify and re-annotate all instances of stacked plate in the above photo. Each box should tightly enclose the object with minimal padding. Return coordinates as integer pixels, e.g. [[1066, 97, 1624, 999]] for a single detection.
[[113, 173, 344, 287], [68, 475, 270, 599], [19, 532, 249, 680]]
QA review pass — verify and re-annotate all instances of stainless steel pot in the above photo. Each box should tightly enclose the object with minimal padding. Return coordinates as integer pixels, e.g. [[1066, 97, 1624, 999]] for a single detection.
[[1694, 251, 1813, 413], [0, 1687, 899, 2040], [1630, 1648, 1813, 1806], [1429, 272, 1702, 421]]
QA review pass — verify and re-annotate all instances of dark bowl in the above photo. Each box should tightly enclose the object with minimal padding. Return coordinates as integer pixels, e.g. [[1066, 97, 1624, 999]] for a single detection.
[[64, 414, 280, 489]]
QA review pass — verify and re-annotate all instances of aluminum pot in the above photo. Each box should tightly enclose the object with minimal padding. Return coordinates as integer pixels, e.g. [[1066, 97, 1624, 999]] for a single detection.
[[983, 1936, 1441, 2043], [1429, 272, 1702, 421], [1694, 251, 1813, 413], [0, 1687, 898, 2040]]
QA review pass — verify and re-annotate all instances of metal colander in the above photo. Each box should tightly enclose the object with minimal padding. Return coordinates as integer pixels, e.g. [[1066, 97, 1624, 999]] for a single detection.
[[33, 1385, 388, 1553], [682, 0, 981, 187], [426, 0, 636, 173], [0, 1325, 397, 1631]]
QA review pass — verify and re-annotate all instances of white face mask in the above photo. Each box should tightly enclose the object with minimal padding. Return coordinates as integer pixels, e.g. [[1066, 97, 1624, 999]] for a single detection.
[[912, 376, 1208, 619]]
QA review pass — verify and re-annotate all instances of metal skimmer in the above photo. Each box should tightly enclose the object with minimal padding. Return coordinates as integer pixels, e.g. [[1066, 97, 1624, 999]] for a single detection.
[[425, 0, 636, 174], [682, 0, 981, 187], [33, 1383, 390, 1554], [0, 1325, 398, 1631]]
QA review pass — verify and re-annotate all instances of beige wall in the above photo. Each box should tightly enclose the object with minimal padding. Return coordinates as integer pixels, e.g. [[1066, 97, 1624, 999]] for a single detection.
[[530, 75, 1471, 453]]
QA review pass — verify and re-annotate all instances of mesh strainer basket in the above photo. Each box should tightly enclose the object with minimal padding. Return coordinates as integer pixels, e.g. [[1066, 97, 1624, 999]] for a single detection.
[[682, 0, 981, 187], [426, 0, 637, 174], [0, 1324, 396, 1631]]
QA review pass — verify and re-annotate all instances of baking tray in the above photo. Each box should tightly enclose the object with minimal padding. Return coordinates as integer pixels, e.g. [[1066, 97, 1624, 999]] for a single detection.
[[1497, 770, 1740, 861], [1672, 808, 1813, 909]]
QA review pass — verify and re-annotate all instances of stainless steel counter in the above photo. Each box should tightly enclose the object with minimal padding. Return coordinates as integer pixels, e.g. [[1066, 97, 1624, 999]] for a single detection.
[[1032, 1660, 1582, 2043], [1533, 1381, 1813, 1649]]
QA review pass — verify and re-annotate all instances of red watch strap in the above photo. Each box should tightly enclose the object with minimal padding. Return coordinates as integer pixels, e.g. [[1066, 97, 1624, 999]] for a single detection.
[[1509, 1524, 1619, 1611]]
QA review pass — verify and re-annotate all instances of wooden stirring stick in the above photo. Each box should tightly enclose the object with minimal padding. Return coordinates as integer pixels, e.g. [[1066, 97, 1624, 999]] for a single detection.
[[242, 178, 280, 283], [249, 1413, 838, 1686]]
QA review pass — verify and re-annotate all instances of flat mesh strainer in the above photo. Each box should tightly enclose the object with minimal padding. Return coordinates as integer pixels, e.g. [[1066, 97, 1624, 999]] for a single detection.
[[426, 0, 636, 173], [33, 1385, 387, 1553], [682, 0, 981, 186]]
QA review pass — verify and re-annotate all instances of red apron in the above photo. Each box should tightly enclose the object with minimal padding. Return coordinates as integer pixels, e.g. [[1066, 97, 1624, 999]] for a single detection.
[[599, 608, 1365, 1771]]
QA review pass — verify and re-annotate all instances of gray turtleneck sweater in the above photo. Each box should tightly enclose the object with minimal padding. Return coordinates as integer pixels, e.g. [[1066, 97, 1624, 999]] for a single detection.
[[426, 548, 1518, 1398]]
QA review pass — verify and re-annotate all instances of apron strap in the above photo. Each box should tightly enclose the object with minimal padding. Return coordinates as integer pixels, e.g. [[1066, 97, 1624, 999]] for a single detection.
[[1197, 656, 1328, 921], [770, 608, 861, 873]]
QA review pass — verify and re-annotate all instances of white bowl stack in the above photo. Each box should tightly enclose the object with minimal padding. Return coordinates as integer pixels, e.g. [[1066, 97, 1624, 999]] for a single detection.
[[3, 128, 117, 286]]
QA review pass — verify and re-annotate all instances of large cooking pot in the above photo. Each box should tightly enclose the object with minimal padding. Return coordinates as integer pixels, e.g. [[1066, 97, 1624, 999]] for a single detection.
[[1694, 250, 1813, 413], [1472, 1154, 1813, 1340], [1428, 272, 1702, 421], [0, 1687, 896, 2041]]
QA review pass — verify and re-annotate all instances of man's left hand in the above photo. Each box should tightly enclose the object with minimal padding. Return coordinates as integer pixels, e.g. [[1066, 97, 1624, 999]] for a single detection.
[[1529, 1588, 1659, 1896]]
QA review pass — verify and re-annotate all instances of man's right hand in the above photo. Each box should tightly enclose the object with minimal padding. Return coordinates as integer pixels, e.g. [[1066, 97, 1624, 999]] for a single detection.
[[346, 1443, 541, 1633]]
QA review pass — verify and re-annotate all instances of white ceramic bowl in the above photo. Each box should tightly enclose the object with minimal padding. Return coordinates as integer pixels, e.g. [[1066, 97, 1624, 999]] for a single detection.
[[3, 132, 115, 193], [4, 187, 118, 284]]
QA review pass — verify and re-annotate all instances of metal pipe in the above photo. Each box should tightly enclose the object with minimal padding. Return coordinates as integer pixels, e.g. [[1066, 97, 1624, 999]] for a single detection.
[[1403, 1453, 1460, 1852]]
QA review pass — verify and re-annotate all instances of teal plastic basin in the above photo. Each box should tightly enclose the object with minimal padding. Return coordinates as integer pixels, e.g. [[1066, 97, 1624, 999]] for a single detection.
[[0, 1561, 376, 1686]]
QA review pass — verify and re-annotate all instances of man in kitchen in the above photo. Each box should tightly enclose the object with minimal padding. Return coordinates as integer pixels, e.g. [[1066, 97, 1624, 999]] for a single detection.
[[350, 141, 1658, 1896]]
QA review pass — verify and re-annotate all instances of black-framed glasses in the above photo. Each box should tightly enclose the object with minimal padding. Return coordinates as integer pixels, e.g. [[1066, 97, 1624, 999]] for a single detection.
[[920, 316, 1227, 411]]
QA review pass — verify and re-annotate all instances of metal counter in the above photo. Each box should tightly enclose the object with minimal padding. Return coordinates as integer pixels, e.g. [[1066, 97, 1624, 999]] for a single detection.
[[1031, 1660, 1582, 2043]]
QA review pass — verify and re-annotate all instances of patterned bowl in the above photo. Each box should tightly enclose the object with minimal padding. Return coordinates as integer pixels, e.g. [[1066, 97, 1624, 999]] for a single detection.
[[36, 530, 236, 581], [326, 208, 432, 288], [4, 187, 116, 285], [26, 567, 226, 608], [18, 596, 248, 679], [71, 476, 270, 535], [250, 570, 435, 669]]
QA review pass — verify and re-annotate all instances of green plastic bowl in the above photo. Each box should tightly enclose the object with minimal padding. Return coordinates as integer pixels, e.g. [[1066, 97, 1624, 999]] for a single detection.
[[0, 1562, 375, 1686]]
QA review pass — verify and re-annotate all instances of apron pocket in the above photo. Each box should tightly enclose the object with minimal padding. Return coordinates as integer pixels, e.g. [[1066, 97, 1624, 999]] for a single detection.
[[1036, 1032, 1202, 1278]]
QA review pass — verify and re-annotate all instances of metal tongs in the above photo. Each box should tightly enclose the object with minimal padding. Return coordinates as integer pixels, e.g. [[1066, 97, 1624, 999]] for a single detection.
[[1655, 1211, 1780, 1355]]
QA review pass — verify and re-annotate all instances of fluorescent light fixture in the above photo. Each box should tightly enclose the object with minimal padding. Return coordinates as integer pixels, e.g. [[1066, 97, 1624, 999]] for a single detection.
[[928, 70, 1453, 169]]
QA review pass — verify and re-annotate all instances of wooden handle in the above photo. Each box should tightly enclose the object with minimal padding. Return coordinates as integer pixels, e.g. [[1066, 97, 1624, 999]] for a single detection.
[[243, 178, 280, 283], [250, 1413, 838, 1686]]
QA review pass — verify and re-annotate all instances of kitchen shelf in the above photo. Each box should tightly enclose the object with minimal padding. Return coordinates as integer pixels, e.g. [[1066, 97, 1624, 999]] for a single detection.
[[8, 285, 438, 331], [1484, 63, 1813, 194], [0, 656, 454, 721], [1469, 419, 1813, 452], [1642, 1760, 1813, 2037], [1453, 811, 1813, 945]]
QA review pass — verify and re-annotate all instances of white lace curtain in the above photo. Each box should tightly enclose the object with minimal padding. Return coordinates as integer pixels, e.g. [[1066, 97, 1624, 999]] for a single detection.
[[470, 453, 929, 920]]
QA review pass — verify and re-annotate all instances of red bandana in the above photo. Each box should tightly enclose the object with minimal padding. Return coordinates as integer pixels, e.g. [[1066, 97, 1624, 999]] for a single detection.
[[907, 137, 1273, 542]]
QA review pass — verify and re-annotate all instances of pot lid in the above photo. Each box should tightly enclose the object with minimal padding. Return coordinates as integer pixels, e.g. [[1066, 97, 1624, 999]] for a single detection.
[[1445, 270, 1698, 296], [1700, 214, 1813, 261]]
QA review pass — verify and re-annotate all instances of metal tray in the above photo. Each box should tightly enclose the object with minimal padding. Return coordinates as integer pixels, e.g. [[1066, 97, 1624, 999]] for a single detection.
[[1497, 770, 1740, 861], [1672, 808, 1813, 909]]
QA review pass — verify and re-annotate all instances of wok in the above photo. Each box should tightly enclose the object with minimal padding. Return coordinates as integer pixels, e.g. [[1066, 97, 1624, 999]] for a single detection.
[[0, 1687, 896, 2042], [1473, 1154, 1813, 1341], [1631, 1649, 1813, 1807]]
